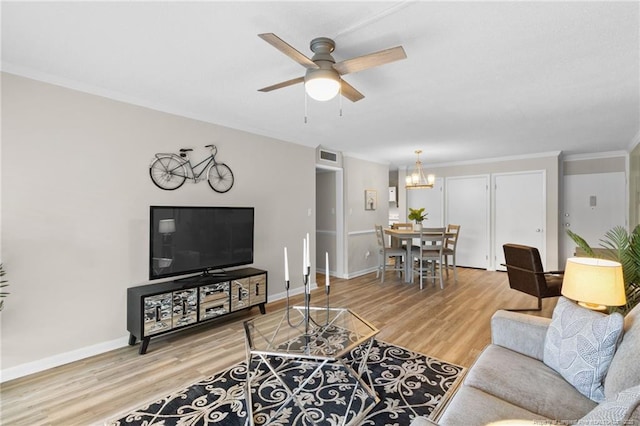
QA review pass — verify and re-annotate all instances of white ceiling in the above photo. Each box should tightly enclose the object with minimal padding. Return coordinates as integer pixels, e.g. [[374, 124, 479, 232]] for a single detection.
[[2, 1, 639, 169]]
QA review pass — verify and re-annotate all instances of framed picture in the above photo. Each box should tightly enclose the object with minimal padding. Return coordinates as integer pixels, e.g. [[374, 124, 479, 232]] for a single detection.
[[365, 189, 377, 210]]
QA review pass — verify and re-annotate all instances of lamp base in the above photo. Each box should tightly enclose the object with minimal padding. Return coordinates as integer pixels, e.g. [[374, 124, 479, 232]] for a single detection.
[[577, 301, 607, 312]]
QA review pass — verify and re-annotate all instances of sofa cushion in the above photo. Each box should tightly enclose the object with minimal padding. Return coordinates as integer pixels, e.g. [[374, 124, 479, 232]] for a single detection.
[[605, 303, 640, 398], [436, 385, 549, 426], [578, 384, 640, 425], [465, 344, 597, 420], [543, 296, 624, 402]]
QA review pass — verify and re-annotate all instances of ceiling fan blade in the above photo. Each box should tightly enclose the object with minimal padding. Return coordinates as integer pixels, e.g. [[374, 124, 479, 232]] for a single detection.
[[333, 46, 407, 75], [340, 79, 365, 102], [258, 33, 319, 70], [258, 76, 305, 92]]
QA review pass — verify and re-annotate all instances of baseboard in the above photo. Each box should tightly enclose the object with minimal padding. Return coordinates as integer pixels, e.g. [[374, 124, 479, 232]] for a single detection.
[[269, 282, 317, 302], [345, 267, 378, 279], [0, 284, 319, 383], [0, 335, 130, 383]]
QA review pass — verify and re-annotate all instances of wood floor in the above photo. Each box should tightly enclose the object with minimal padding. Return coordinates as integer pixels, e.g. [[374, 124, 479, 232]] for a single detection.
[[0, 267, 558, 425]]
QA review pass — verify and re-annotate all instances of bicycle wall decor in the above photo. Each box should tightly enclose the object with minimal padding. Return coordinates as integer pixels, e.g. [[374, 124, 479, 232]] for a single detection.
[[149, 144, 234, 193]]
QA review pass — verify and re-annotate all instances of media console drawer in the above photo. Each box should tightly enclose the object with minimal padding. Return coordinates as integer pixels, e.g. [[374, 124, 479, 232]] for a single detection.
[[127, 267, 268, 354], [200, 282, 230, 303]]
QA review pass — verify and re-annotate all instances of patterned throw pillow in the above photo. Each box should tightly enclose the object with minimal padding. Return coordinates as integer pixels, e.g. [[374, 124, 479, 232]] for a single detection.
[[578, 384, 640, 425], [543, 297, 624, 402]]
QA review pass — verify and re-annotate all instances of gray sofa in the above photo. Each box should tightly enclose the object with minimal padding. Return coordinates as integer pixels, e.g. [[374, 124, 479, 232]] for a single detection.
[[412, 301, 640, 426]]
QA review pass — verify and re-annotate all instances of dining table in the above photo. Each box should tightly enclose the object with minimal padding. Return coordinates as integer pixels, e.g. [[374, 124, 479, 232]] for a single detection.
[[384, 228, 456, 283]]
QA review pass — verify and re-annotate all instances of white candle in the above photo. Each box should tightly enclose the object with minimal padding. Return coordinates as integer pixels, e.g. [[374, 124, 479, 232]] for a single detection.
[[284, 247, 289, 282], [302, 238, 307, 275], [306, 233, 310, 269], [326, 252, 330, 287]]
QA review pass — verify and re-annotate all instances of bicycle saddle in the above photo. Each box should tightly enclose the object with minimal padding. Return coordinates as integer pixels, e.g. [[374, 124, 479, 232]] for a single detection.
[[179, 148, 193, 152]]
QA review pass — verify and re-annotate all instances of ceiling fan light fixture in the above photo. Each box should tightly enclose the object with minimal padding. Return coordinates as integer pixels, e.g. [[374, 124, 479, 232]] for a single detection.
[[305, 69, 340, 101]]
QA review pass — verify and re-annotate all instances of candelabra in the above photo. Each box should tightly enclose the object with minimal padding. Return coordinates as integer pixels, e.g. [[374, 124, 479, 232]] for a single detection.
[[283, 240, 331, 333], [284, 265, 330, 332]]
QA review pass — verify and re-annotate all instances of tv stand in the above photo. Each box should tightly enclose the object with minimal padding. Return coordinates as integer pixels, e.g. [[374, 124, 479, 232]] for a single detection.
[[203, 271, 229, 277], [127, 267, 267, 354]]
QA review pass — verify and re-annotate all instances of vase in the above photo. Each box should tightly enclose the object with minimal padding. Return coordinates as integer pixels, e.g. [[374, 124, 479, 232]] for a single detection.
[[414, 223, 422, 231]]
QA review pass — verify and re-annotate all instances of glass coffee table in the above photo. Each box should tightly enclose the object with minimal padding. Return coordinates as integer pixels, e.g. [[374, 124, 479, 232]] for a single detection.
[[243, 306, 379, 425]]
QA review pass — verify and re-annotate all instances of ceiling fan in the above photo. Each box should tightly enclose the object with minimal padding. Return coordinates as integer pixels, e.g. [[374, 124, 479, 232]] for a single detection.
[[258, 33, 407, 102]]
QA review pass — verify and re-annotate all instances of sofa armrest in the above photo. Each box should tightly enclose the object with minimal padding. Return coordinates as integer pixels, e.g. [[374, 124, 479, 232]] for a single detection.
[[490, 310, 552, 361]]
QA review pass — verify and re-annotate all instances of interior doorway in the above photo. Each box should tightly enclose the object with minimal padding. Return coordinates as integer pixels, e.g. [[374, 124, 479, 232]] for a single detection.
[[316, 166, 345, 278]]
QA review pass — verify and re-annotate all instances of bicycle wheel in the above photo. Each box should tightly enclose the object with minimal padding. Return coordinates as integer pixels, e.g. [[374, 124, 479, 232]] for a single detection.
[[150, 156, 187, 190], [207, 163, 234, 193]]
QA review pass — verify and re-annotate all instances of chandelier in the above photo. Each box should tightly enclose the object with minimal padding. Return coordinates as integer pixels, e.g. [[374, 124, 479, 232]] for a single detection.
[[405, 150, 435, 189]]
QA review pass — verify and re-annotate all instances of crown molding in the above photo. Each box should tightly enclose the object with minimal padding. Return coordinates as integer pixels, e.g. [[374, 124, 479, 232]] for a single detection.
[[421, 151, 562, 169], [342, 151, 390, 166], [563, 150, 629, 162], [628, 130, 640, 152]]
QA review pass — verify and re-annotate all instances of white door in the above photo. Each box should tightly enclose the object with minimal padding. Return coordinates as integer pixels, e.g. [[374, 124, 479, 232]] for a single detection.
[[407, 177, 444, 226], [446, 175, 490, 269], [494, 171, 546, 271], [561, 172, 626, 265]]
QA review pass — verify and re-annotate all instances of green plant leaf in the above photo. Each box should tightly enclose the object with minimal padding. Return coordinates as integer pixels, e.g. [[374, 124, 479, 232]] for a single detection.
[[408, 207, 427, 222], [566, 229, 595, 257]]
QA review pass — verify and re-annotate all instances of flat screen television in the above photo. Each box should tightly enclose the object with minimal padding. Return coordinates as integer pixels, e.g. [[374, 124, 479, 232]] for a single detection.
[[149, 206, 254, 280]]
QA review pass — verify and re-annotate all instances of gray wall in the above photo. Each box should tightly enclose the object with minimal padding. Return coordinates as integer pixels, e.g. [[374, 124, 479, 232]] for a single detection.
[[1, 73, 316, 376], [343, 156, 389, 277]]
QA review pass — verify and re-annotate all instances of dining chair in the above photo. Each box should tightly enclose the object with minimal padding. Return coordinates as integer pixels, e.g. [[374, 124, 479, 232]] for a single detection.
[[411, 227, 446, 290], [375, 225, 405, 283], [442, 224, 461, 282]]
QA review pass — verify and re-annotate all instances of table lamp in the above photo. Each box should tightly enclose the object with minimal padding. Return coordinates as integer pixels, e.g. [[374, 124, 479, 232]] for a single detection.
[[561, 257, 626, 311]]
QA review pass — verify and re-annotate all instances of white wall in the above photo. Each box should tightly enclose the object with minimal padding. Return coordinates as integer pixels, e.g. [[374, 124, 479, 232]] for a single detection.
[[0, 73, 316, 378]]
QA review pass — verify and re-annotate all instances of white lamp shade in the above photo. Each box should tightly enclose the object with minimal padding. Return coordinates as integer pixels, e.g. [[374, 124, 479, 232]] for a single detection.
[[158, 219, 176, 234], [561, 257, 626, 307], [305, 69, 340, 101]]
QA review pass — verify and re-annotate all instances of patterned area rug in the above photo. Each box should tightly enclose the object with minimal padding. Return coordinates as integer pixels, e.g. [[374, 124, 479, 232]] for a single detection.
[[108, 340, 464, 425]]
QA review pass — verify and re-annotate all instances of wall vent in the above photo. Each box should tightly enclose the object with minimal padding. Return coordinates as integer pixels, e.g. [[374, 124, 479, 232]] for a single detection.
[[316, 146, 343, 168], [320, 150, 338, 162]]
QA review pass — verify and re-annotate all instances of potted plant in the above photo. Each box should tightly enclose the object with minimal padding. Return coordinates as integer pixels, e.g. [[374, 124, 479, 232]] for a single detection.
[[408, 208, 428, 231]]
